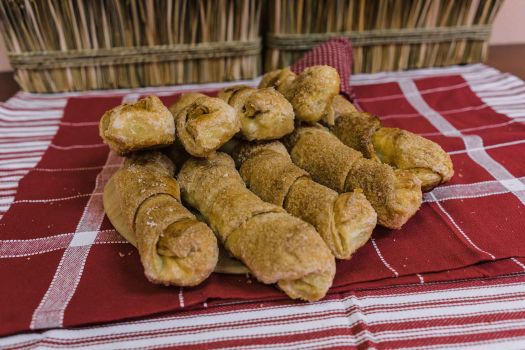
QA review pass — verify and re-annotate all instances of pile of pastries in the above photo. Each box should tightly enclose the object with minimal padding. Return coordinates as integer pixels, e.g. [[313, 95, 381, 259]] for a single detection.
[[100, 65, 454, 301]]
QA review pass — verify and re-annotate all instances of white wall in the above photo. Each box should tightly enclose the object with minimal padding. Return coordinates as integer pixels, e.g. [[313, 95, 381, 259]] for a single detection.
[[489, 0, 525, 45], [0, 0, 524, 72]]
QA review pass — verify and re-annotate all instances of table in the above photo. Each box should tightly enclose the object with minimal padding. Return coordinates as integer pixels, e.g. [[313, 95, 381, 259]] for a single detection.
[[1, 47, 525, 349]]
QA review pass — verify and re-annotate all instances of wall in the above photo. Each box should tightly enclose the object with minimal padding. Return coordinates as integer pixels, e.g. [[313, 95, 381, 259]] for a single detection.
[[0, 0, 524, 72], [489, 0, 525, 45]]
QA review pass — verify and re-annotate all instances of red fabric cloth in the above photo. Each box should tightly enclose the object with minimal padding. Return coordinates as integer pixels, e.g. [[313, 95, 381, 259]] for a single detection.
[[291, 37, 353, 99], [1, 40, 525, 338]]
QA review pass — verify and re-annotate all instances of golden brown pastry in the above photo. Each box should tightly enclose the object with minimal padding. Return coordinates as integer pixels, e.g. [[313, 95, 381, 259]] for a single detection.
[[331, 97, 454, 191], [177, 153, 336, 301], [258, 68, 296, 94], [99, 95, 175, 155], [112, 151, 218, 286], [332, 109, 382, 160], [371, 128, 454, 192], [284, 126, 422, 229], [259, 66, 340, 124], [169, 93, 240, 157], [332, 94, 359, 115], [232, 141, 377, 259], [218, 86, 294, 141]]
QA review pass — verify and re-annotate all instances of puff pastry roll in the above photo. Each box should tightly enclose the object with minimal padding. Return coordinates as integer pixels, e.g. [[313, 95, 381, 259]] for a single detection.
[[332, 94, 359, 115], [331, 97, 454, 191], [178, 153, 336, 301], [113, 151, 218, 286], [371, 128, 454, 192], [218, 86, 294, 141], [169, 93, 240, 157], [259, 65, 340, 124], [232, 141, 377, 259], [284, 126, 422, 229], [99, 96, 175, 155]]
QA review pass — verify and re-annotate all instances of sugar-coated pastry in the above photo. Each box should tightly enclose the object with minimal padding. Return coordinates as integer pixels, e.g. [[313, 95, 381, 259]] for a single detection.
[[218, 86, 294, 141], [332, 94, 359, 115], [99, 96, 175, 155], [331, 110, 382, 160], [232, 141, 377, 259], [112, 151, 218, 286], [258, 68, 296, 93], [169, 93, 240, 157], [331, 96, 454, 191], [177, 153, 336, 301], [284, 126, 422, 229], [259, 66, 340, 124], [371, 128, 454, 192]]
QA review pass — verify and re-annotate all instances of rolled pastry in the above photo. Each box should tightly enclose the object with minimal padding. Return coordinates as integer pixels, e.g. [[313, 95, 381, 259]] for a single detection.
[[113, 151, 218, 286], [331, 97, 454, 191], [178, 153, 336, 301], [332, 94, 359, 115], [218, 86, 294, 141], [259, 66, 340, 124], [232, 141, 377, 259], [284, 126, 422, 229], [371, 128, 454, 192], [169, 93, 240, 157], [99, 96, 175, 155]]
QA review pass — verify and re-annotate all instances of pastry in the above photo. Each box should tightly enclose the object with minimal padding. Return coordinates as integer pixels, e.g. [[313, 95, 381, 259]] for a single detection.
[[371, 127, 454, 192], [284, 126, 422, 229], [332, 94, 359, 115], [169, 93, 240, 157], [232, 141, 377, 259], [112, 151, 218, 286], [259, 66, 340, 124], [218, 85, 294, 141], [331, 97, 454, 191], [177, 153, 336, 301], [99, 95, 175, 155]]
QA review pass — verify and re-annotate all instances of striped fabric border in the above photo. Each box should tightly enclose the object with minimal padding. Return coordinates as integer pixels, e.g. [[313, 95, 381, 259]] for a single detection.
[[1, 275, 525, 349]]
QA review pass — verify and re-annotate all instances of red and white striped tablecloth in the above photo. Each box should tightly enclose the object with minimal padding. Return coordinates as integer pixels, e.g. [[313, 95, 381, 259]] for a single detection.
[[1, 64, 525, 349]]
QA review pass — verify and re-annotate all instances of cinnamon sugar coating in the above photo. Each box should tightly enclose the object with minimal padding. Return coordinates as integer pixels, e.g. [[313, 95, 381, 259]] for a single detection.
[[233, 141, 377, 259], [331, 96, 453, 191], [178, 153, 336, 301], [285, 126, 422, 229], [113, 151, 218, 286], [259, 66, 340, 124]]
